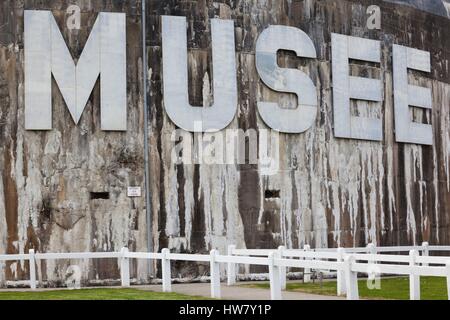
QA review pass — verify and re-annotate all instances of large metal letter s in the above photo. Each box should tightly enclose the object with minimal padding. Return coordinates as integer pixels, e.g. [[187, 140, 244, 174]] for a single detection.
[[256, 25, 318, 133]]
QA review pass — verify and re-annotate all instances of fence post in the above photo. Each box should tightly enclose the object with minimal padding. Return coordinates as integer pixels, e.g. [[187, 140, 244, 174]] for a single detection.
[[367, 243, 377, 262], [337, 247, 347, 296], [29, 249, 37, 290], [162, 248, 172, 292], [409, 249, 420, 300], [421, 242, 429, 267], [446, 262, 450, 301], [344, 255, 359, 300], [268, 252, 282, 300], [303, 245, 311, 283], [367, 243, 376, 254], [227, 245, 236, 286], [120, 247, 130, 287], [210, 249, 221, 299], [278, 246, 287, 290]]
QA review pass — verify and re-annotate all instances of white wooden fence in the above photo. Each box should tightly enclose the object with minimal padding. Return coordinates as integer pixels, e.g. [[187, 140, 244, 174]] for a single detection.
[[0, 244, 450, 300], [227, 243, 450, 299]]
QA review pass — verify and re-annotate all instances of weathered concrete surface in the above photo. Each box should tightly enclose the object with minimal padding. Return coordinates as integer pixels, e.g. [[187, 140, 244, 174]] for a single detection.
[[383, 0, 450, 18], [0, 1, 149, 285], [148, 0, 450, 275], [0, 0, 449, 286]]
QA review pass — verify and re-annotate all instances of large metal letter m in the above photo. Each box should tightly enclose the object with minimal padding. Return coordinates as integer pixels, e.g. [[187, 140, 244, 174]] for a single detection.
[[24, 10, 127, 131]]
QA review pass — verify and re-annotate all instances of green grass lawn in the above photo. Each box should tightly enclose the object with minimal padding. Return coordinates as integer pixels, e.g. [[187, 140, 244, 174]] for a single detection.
[[243, 277, 449, 300], [0, 288, 207, 300]]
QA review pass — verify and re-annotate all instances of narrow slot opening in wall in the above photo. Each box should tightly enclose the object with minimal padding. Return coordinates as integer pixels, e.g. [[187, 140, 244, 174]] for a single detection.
[[265, 190, 280, 199], [90, 192, 110, 200]]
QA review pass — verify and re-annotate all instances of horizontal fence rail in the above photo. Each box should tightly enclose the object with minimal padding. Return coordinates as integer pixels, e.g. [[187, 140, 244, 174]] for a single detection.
[[35, 252, 123, 260], [226, 243, 450, 300], [0, 244, 449, 300]]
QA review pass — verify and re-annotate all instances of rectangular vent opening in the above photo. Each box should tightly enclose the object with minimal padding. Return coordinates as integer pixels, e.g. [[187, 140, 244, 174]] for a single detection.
[[265, 190, 280, 199], [90, 192, 110, 200]]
